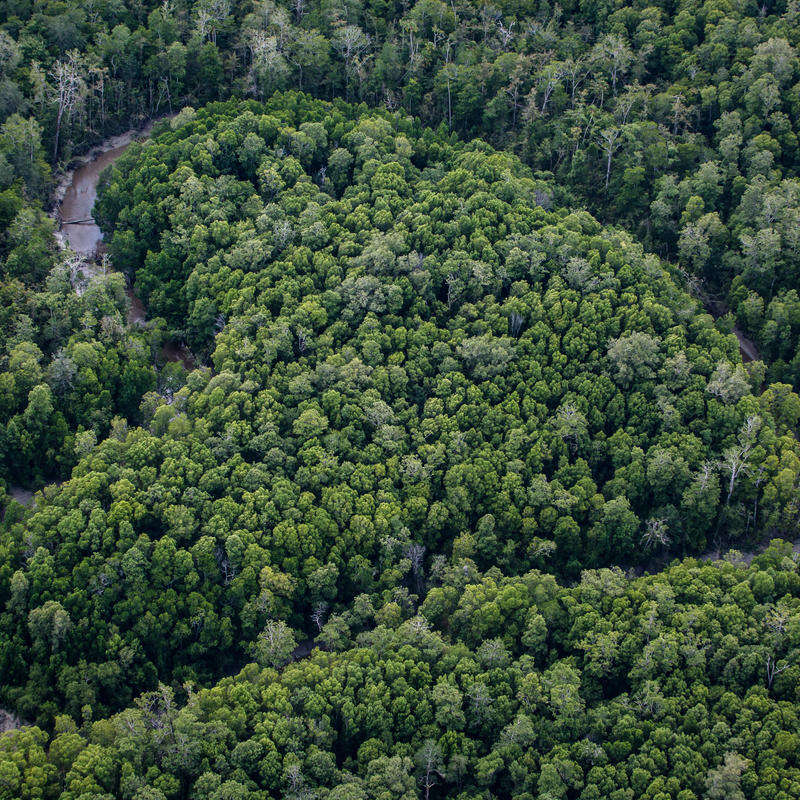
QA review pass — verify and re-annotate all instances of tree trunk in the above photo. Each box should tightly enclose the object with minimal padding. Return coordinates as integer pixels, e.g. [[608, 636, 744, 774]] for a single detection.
[[53, 105, 64, 162]]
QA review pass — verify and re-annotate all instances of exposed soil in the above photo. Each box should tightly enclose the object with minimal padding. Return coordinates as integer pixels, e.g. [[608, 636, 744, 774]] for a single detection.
[[636, 534, 800, 578], [702, 535, 800, 566], [8, 486, 34, 507], [128, 288, 147, 326], [733, 328, 760, 363], [291, 638, 319, 661], [162, 340, 196, 370]]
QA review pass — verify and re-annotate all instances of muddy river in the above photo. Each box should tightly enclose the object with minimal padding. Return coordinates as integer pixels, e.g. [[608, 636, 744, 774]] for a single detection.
[[58, 138, 149, 326], [57, 127, 191, 363], [60, 144, 128, 254]]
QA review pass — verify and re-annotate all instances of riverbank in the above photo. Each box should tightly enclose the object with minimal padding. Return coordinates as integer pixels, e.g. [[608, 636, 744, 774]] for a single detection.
[[52, 122, 155, 322]]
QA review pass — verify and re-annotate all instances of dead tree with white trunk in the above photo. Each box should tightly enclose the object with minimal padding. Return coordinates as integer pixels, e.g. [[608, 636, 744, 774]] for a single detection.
[[50, 51, 85, 161]]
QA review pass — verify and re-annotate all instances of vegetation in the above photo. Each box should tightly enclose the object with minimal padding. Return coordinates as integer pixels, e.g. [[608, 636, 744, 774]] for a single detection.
[[2, 544, 800, 799], [1, 0, 800, 382], [0, 0, 799, 798], [2, 0, 800, 484], [1, 95, 797, 726]]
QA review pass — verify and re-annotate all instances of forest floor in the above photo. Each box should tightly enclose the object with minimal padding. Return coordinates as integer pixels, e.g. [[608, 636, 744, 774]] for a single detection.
[[704, 295, 761, 363], [637, 533, 800, 577], [8, 486, 34, 506], [733, 329, 760, 363], [291, 638, 319, 661]]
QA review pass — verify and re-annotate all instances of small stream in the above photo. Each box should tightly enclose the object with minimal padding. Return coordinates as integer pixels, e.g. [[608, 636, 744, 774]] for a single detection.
[[58, 135, 145, 326], [60, 144, 128, 254], [705, 296, 761, 364], [56, 124, 191, 363]]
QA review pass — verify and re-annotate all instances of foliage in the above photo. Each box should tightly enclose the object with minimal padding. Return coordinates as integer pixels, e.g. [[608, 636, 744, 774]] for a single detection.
[[2, 545, 800, 799], [1, 0, 800, 792], [2, 97, 799, 727]]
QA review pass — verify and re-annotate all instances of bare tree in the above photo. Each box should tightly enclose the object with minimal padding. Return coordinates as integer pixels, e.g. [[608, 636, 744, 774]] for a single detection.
[[528, 537, 557, 561], [468, 682, 494, 722], [405, 543, 426, 592], [594, 33, 633, 95], [497, 20, 515, 50], [50, 51, 85, 161], [87, 62, 109, 128], [564, 56, 589, 106], [765, 605, 791, 636], [285, 762, 304, 793], [538, 61, 565, 113], [248, 32, 289, 98], [597, 126, 624, 189], [415, 740, 446, 800], [705, 753, 749, 800], [333, 24, 370, 99], [670, 93, 690, 135], [401, 18, 419, 68], [195, 0, 230, 45], [134, 683, 178, 748], [310, 602, 328, 631], [721, 415, 761, 507], [555, 402, 587, 454], [407, 615, 430, 634], [766, 653, 789, 689], [764, 604, 794, 690], [641, 517, 670, 550], [253, 619, 297, 668], [273, 219, 294, 248], [443, 43, 459, 129], [215, 545, 236, 584], [614, 83, 648, 124]]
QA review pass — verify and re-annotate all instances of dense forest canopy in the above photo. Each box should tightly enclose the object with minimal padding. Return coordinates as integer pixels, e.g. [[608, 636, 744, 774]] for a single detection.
[[1, 0, 800, 382], [0, 0, 799, 798], [2, 545, 800, 799], [2, 0, 800, 483], [2, 94, 799, 727]]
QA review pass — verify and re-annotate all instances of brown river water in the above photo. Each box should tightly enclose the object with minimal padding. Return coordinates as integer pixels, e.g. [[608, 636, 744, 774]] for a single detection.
[[58, 130, 191, 364], [59, 141, 148, 325], [60, 145, 127, 254]]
